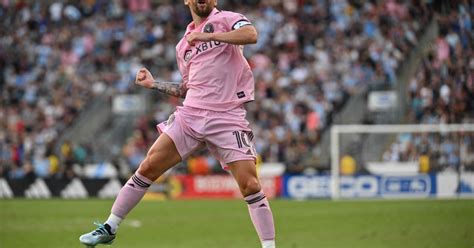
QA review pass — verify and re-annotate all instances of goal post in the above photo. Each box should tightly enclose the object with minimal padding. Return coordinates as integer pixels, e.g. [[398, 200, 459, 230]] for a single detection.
[[330, 124, 474, 199]]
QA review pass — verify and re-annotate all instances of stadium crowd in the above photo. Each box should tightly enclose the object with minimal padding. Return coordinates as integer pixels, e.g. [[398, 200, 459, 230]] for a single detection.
[[1, 0, 436, 179], [125, 0, 434, 174], [1, 0, 160, 178], [382, 2, 474, 171]]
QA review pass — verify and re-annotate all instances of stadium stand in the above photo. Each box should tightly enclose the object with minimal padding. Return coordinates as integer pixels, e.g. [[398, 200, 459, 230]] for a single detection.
[[382, 4, 474, 172], [0, 0, 446, 178]]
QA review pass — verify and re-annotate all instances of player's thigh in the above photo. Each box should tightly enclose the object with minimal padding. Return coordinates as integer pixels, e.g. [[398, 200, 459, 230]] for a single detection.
[[137, 133, 182, 179], [227, 160, 261, 196], [206, 127, 257, 170]]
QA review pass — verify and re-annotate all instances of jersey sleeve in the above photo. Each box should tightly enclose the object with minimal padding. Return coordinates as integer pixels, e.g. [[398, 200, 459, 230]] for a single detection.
[[222, 11, 253, 31]]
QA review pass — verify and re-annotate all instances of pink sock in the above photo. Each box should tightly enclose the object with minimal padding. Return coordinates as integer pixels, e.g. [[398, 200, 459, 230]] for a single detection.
[[245, 191, 275, 242], [110, 172, 153, 218]]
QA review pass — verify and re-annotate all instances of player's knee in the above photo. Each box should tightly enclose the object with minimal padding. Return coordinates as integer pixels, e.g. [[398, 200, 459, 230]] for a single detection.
[[145, 148, 160, 163], [137, 157, 154, 176], [138, 150, 161, 176], [241, 178, 261, 196]]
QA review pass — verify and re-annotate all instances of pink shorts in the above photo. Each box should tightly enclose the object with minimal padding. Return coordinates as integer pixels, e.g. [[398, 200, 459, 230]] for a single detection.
[[156, 106, 257, 170]]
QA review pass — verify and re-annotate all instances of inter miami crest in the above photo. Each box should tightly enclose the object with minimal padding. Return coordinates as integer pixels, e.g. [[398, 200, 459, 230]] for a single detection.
[[184, 49, 192, 62], [204, 23, 214, 33]]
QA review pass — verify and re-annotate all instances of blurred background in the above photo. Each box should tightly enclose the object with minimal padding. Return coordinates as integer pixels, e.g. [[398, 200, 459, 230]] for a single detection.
[[1, 0, 473, 247]]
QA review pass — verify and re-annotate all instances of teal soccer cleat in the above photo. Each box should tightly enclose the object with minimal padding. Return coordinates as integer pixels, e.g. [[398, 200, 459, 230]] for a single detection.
[[79, 222, 116, 247]]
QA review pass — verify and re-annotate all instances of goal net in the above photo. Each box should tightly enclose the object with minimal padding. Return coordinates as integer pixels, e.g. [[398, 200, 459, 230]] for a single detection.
[[330, 124, 474, 199]]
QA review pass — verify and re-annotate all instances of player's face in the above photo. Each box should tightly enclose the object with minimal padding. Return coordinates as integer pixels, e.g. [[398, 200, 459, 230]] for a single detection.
[[185, 0, 217, 18]]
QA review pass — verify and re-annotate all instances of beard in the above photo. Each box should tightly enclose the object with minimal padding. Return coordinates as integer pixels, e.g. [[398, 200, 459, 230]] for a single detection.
[[191, 1, 214, 18]]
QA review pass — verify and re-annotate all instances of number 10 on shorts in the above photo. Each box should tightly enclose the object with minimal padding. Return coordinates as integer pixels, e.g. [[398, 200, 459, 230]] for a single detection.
[[232, 130, 253, 148]]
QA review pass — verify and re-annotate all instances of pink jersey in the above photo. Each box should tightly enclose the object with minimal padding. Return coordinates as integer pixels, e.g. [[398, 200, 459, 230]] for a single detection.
[[176, 8, 254, 112]]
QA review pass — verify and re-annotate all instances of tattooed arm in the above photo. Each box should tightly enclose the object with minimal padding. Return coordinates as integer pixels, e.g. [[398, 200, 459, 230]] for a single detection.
[[135, 68, 187, 98], [150, 80, 187, 99]]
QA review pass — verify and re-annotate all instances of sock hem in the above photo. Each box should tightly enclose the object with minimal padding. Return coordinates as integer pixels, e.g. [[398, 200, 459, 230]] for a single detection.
[[135, 172, 153, 185], [261, 240, 276, 248], [106, 213, 123, 233]]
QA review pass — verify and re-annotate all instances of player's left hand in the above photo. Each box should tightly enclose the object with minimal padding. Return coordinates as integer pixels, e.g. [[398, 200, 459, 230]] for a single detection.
[[186, 32, 213, 46]]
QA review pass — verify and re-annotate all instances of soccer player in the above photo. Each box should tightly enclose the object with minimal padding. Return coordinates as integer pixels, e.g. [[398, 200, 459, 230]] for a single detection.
[[79, 0, 276, 247]]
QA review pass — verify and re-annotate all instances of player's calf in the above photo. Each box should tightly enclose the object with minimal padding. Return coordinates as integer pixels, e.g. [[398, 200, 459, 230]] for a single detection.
[[79, 171, 152, 247], [245, 190, 276, 248], [228, 160, 276, 248]]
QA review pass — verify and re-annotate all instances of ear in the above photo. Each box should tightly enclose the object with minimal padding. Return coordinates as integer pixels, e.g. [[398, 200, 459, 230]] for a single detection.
[[214, 0, 218, 7], [184, 0, 189, 5]]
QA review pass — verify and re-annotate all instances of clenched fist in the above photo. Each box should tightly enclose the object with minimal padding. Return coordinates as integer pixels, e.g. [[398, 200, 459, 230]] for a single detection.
[[135, 68, 154, 88], [186, 32, 213, 46]]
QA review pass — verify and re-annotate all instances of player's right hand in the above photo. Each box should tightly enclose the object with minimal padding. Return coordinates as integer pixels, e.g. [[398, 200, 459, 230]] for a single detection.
[[135, 68, 154, 89]]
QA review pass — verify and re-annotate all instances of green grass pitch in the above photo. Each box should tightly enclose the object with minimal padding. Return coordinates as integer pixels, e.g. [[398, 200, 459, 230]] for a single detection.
[[1, 199, 473, 248]]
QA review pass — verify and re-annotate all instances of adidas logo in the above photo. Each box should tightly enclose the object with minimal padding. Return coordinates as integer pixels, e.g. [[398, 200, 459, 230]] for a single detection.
[[0, 179, 13, 198], [25, 179, 52, 199], [98, 179, 122, 199], [60, 178, 88, 199]]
